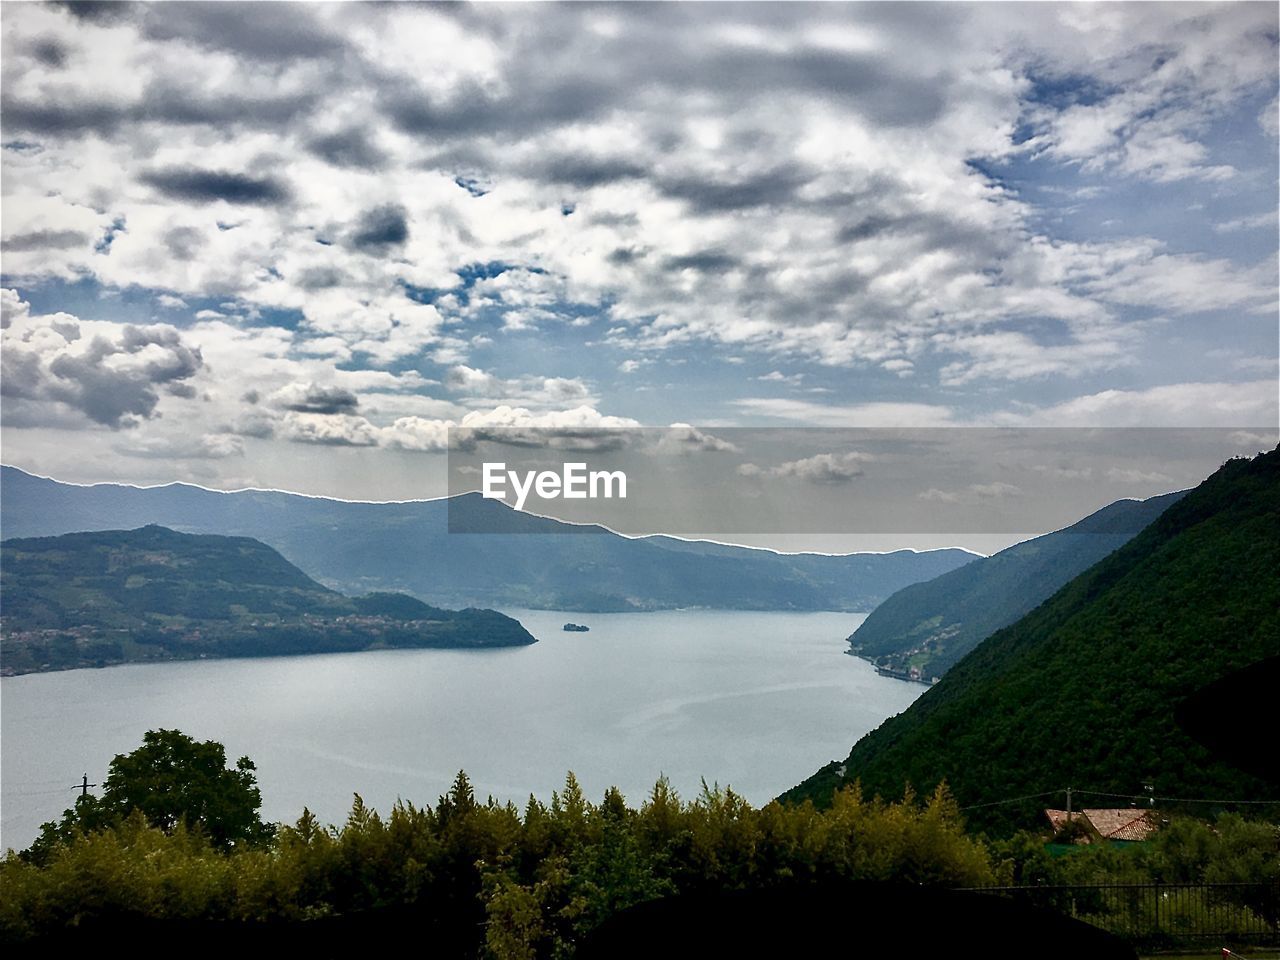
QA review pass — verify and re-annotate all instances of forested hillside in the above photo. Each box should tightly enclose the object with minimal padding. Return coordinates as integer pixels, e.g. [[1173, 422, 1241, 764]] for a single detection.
[[784, 448, 1280, 834], [0, 526, 533, 673], [848, 491, 1185, 679]]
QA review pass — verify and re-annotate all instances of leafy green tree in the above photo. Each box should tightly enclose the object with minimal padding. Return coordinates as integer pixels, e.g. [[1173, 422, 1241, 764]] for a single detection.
[[28, 729, 272, 861]]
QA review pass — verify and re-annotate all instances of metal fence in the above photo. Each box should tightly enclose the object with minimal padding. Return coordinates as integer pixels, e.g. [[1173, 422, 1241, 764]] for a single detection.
[[962, 882, 1280, 948]]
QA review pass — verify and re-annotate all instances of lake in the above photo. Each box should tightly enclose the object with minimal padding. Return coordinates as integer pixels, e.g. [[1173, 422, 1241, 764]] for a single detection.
[[0, 609, 923, 851]]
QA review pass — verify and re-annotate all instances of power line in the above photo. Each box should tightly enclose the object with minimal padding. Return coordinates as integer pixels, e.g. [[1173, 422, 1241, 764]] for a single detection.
[[960, 790, 1062, 811], [960, 787, 1280, 812], [1072, 789, 1280, 806]]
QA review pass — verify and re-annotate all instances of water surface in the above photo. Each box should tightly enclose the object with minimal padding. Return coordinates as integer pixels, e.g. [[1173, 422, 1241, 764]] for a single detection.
[[1, 609, 922, 850]]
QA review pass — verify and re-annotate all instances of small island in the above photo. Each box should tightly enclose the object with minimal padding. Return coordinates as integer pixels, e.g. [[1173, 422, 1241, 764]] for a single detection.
[[562, 622, 590, 632]]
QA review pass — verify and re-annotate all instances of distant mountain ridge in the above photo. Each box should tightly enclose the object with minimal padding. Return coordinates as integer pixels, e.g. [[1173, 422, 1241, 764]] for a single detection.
[[0, 466, 976, 612], [848, 490, 1187, 679], [782, 448, 1280, 834], [0, 525, 534, 675]]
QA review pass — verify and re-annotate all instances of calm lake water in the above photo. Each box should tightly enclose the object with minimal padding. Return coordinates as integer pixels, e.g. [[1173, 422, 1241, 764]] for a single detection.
[[1, 609, 922, 851]]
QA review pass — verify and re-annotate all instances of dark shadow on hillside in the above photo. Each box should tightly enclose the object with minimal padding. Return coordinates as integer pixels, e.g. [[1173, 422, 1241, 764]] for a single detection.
[[1176, 655, 1280, 784]]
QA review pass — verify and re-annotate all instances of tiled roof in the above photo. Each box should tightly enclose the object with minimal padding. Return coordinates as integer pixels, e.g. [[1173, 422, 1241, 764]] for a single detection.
[[1082, 808, 1159, 841], [1045, 809, 1074, 832]]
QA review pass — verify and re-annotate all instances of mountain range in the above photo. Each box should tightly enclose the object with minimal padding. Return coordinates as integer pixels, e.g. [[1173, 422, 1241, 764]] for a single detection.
[[848, 490, 1187, 680], [0, 466, 976, 612], [0, 525, 534, 675], [782, 448, 1280, 834]]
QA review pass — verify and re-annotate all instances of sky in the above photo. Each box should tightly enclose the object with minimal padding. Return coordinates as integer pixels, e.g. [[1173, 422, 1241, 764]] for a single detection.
[[1, 1, 1277, 549]]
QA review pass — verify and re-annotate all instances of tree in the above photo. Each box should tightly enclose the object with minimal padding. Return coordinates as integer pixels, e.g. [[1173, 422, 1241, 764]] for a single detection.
[[28, 729, 272, 860]]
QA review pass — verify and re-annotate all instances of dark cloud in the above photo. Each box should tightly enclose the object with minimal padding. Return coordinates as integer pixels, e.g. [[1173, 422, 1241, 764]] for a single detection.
[[136, 2, 345, 61], [700, 47, 950, 127], [1, 85, 317, 138], [351, 204, 409, 252], [31, 38, 69, 68], [137, 84, 319, 129], [275, 383, 360, 415], [0, 99, 127, 136], [118, 325, 204, 383], [2, 230, 90, 252], [141, 167, 290, 205], [657, 166, 814, 213], [663, 251, 740, 272], [2, 321, 204, 429], [836, 215, 905, 244], [296, 267, 345, 290], [306, 129, 387, 170], [525, 155, 648, 189], [607, 247, 646, 265], [0, 346, 45, 399], [233, 411, 276, 439], [835, 210, 1004, 256], [53, 1, 136, 24], [162, 226, 204, 261], [386, 77, 614, 140]]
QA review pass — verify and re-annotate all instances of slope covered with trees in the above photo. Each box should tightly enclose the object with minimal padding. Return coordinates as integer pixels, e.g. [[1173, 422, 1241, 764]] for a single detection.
[[783, 448, 1280, 834], [0, 525, 534, 674], [849, 490, 1186, 679]]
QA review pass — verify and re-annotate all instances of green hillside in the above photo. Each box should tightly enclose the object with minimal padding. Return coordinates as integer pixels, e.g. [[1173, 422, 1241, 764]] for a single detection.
[[849, 491, 1185, 679], [782, 448, 1280, 834], [0, 525, 534, 674]]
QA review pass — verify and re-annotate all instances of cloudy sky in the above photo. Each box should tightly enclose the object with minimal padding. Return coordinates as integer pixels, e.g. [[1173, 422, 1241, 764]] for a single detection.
[[2, 1, 1277, 520]]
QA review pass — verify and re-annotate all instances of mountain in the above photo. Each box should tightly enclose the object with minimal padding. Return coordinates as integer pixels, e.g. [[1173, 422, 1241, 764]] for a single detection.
[[781, 448, 1280, 834], [0, 466, 976, 612], [0, 525, 534, 675], [848, 490, 1187, 680]]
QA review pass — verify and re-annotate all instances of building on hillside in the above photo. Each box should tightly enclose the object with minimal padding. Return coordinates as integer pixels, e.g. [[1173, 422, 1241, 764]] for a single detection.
[[1043, 807, 1161, 844]]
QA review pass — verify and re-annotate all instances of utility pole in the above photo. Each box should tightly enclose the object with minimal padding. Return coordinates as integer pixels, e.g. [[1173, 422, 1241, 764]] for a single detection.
[[71, 773, 96, 797], [1065, 786, 1073, 820]]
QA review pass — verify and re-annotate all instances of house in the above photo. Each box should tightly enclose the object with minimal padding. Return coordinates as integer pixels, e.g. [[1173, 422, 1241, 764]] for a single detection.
[[1044, 807, 1161, 844]]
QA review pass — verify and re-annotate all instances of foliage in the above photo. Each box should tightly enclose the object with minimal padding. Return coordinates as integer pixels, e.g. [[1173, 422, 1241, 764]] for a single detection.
[[1, 759, 995, 952], [990, 814, 1280, 945], [785, 449, 1280, 833], [25, 730, 273, 864], [849, 491, 1185, 678], [993, 814, 1280, 888]]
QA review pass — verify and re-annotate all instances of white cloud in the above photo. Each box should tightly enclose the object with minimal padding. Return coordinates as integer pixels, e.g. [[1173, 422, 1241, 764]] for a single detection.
[[732, 398, 956, 427], [445, 365, 595, 408], [652, 424, 739, 455], [739, 451, 872, 485], [755, 370, 804, 385], [281, 412, 381, 447], [999, 380, 1279, 428], [918, 481, 1020, 503], [1, 3, 1275, 498]]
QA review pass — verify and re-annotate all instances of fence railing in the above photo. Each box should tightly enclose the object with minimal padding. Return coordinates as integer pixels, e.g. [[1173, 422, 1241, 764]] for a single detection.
[[962, 881, 1279, 948]]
